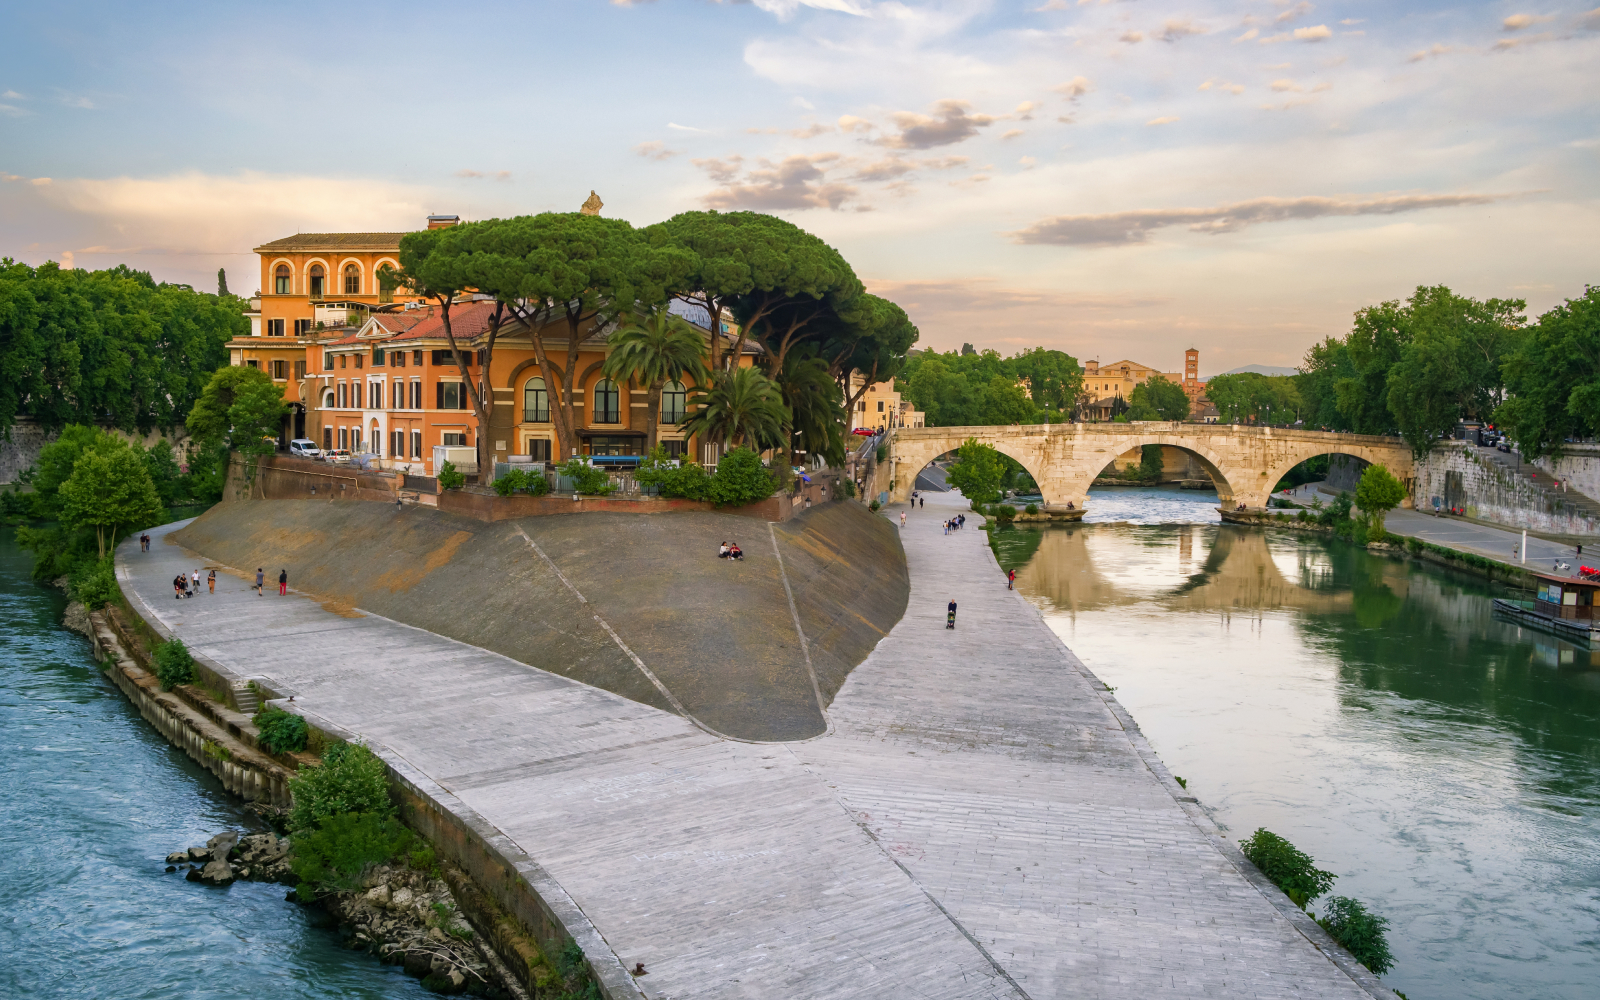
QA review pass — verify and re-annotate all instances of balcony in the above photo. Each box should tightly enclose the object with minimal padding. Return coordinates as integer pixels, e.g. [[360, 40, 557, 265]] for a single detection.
[[523, 409, 550, 423]]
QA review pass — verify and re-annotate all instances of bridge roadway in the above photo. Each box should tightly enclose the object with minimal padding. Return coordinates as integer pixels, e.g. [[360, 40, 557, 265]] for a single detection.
[[889, 423, 1414, 511], [119, 496, 1385, 1000]]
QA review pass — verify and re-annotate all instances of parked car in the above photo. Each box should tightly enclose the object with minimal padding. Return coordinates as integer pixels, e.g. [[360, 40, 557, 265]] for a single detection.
[[1497, 440, 1513, 453], [325, 449, 353, 464], [288, 438, 321, 459]]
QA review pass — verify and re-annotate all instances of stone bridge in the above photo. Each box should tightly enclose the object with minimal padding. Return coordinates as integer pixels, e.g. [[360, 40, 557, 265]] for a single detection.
[[888, 423, 1415, 510]]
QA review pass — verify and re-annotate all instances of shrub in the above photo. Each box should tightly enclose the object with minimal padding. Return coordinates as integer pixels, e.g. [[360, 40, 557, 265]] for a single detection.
[[492, 468, 527, 496], [560, 458, 614, 496], [840, 479, 857, 499], [289, 812, 413, 894], [875, 445, 888, 463], [437, 461, 465, 491], [868, 499, 880, 512], [1024, 503, 1039, 515], [1240, 828, 1336, 910], [1296, 509, 1309, 523], [70, 558, 119, 610], [706, 448, 776, 507], [524, 471, 551, 496], [1317, 896, 1394, 975], [638, 461, 710, 500], [995, 504, 1017, 522], [254, 707, 309, 754], [153, 638, 197, 690], [287, 742, 393, 831]]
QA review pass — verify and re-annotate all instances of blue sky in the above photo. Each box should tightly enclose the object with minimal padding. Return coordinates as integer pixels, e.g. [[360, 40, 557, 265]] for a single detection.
[[2, 0, 1596, 373]]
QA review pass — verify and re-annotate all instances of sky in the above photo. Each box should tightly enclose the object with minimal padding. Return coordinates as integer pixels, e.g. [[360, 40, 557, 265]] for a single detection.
[[1, 0, 1596, 376]]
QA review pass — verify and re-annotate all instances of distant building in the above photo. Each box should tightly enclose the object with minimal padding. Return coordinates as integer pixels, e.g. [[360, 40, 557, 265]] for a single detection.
[[1079, 349, 1219, 422], [849, 375, 924, 432]]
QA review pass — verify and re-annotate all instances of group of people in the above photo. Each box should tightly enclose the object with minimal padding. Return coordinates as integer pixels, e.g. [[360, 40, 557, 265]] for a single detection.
[[251, 567, 289, 595], [943, 514, 966, 534], [173, 569, 215, 599], [717, 541, 744, 561]]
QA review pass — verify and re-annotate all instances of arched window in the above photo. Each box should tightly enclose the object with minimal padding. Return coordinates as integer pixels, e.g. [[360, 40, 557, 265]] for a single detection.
[[324, 391, 335, 409], [308, 264, 325, 299], [343, 263, 360, 295], [661, 380, 686, 424], [523, 377, 549, 422], [593, 378, 619, 424], [274, 264, 291, 295]]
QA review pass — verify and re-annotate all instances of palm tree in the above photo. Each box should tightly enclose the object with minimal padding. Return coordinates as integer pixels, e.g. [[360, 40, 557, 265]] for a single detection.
[[679, 365, 788, 455], [777, 350, 848, 469], [602, 306, 710, 454]]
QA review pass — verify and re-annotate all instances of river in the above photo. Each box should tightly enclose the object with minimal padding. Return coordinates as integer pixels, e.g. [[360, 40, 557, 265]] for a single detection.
[[992, 485, 1600, 999], [0, 529, 432, 999]]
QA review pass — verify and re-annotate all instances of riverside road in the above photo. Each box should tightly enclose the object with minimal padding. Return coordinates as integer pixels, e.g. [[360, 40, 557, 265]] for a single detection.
[[118, 492, 1383, 1000]]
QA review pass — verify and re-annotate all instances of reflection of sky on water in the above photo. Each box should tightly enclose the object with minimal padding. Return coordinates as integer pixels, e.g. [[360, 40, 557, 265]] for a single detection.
[[1007, 503, 1600, 1000]]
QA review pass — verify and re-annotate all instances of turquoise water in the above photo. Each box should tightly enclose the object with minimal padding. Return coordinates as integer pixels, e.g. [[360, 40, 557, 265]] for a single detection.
[[1011, 486, 1600, 999], [0, 531, 432, 999]]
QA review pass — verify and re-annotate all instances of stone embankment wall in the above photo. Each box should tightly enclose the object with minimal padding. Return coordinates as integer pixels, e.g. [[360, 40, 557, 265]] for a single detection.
[[0, 417, 190, 484], [170, 496, 907, 742], [1534, 443, 1600, 500], [1413, 442, 1600, 535]]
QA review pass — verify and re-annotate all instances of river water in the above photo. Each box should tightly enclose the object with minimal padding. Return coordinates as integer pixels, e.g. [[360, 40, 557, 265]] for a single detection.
[[0, 530, 432, 999], [993, 485, 1600, 999]]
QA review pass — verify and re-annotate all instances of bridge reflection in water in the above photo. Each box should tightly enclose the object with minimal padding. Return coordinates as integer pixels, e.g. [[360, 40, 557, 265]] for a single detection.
[[994, 517, 1600, 1000]]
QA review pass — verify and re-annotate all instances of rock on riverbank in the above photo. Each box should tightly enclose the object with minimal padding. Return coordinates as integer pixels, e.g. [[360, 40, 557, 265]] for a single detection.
[[166, 831, 508, 997]]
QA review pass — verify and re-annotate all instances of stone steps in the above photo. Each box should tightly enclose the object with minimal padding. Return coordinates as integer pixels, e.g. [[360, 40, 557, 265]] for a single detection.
[[1469, 445, 1600, 519]]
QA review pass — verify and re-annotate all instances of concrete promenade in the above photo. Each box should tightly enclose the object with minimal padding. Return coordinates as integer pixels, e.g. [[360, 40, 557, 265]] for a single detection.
[[118, 492, 1383, 1000]]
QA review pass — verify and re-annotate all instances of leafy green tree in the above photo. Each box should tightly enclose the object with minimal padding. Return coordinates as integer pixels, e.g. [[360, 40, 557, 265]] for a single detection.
[[1296, 337, 1356, 430], [1012, 347, 1084, 413], [1138, 444, 1164, 482], [1128, 375, 1191, 421], [1383, 286, 1525, 456], [828, 295, 920, 415], [140, 438, 185, 506], [1239, 828, 1336, 910], [1335, 299, 1408, 435], [1205, 373, 1301, 425], [58, 439, 163, 558], [945, 438, 1005, 504], [216, 268, 229, 297], [186, 365, 288, 454], [1495, 286, 1600, 460], [28, 424, 113, 517], [602, 305, 709, 455], [679, 365, 787, 452], [1354, 463, 1406, 540], [705, 447, 777, 506], [0, 259, 244, 438], [287, 742, 393, 831], [1316, 898, 1394, 975]]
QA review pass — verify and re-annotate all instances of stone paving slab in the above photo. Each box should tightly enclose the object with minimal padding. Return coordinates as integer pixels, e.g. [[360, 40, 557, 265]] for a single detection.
[[117, 494, 1383, 999]]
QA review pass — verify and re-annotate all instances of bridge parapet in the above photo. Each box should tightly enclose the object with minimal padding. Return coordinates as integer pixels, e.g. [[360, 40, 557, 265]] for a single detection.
[[889, 423, 1414, 512]]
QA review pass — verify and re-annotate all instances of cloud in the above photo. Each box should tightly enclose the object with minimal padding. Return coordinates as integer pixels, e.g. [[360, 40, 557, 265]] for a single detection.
[[1054, 76, 1094, 100], [1020, 156, 1037, 168], [853, 157, 917, 181], [1032, 0, 1071, 9], [700, 153, 857, 211], [749, 0, 867, 20], [1002, 129, 1025, 139], [1146, 116, 1180, 126], [921, 156, 970, 170], [1275, 2, 1314, 24], [1582, 7, 1600, 30], [838, 114, 873, 133], [1158, 18, 1206, 42], [1494, 32, 1555, 49], [610, 0, 656, 5], [1502, 13, 1553, 30], [1, 90, 21, 99], [1339, 18, 1364, 25], [1120, 30, 1144, 43], [1293, 24, 1332, 41], [455, 169, 512, 180], [0, 104, 28, 117], [1236, 27, 1259, 41], [1009, 192, 1512, 246], [791, 122, 834, 138], [1014, 101, 1037, 119], [667, 122, 706, 132], [878, 100, 996, 149], [1270, 79, 1301, 92], [633, 141, 679, 161], [1408, 44, 1452, 62], [691, 155, 745, 183], [792, 96, 815, 110], [1199, 79, 1245, 94]]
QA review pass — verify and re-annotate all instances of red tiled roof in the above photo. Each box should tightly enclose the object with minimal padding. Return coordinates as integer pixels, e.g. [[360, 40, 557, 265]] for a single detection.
[[253, 233, 406, 253], [386, 300, 501, 342]]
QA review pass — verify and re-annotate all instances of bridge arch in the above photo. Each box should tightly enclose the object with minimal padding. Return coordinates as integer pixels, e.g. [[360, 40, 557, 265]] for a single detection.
[[1257, 443, 1416, 509]]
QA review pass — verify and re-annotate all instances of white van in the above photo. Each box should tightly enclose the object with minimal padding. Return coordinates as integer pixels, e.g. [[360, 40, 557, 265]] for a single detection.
[[288, 438, 321, 459]]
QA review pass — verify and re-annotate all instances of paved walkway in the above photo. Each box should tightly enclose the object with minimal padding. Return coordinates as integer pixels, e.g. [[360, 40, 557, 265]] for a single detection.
[[119, 494, 1380, 1000], [1285, 481, 1586, 573]]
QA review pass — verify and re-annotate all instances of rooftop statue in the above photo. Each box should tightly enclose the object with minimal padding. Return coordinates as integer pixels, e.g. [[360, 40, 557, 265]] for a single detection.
[[579, 190, 603, 216]]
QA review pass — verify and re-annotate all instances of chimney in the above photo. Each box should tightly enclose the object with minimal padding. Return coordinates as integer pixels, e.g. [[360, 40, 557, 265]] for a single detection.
[[427, 215, 460, 230]]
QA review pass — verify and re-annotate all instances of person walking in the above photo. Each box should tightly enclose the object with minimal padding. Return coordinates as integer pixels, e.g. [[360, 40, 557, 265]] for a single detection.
[[919, 496, 924, 508], [1008, 568, 1016, 590], [946, 599, 957, 629], [207, 569, 216, 594], [140, 533, 149, 552], [278, 569, 288, 596], [191, 570, 200, 593], [900, 511, 906, 528], [254, 568, 264, 595]]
